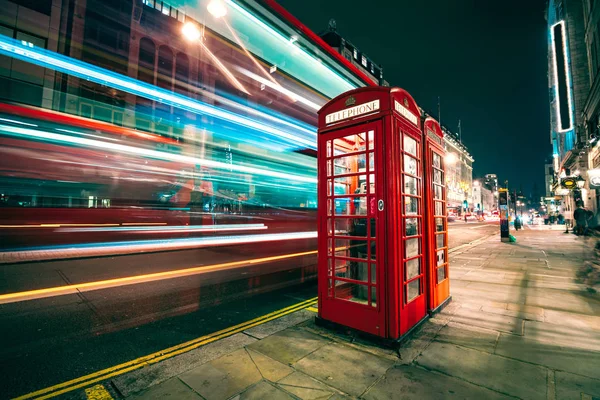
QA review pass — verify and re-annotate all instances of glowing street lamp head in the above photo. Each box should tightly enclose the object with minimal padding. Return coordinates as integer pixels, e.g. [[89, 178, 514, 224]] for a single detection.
[[207, 0, 227, 18], [445, 152, 458, 165], [182, 22, 201, 41]]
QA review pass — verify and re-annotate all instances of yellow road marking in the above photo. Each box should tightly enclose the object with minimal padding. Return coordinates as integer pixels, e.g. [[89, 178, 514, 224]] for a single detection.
[[0, 250, 318, 304], [306, 306, 319, 313], [14, 297, 317, 400], [84, 384, 113, 400]]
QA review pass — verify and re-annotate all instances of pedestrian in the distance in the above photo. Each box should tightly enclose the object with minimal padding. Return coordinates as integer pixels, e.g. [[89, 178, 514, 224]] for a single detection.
[[574, 202, 588, 236]]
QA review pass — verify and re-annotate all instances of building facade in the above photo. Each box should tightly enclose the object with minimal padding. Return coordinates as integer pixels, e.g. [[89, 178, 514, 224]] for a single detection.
[[472, 180, 495, 215], [443, 128, 474, 214], [319, 19, 387, 86], [582, 0, 600, 212], [547, 0, 594, 220]]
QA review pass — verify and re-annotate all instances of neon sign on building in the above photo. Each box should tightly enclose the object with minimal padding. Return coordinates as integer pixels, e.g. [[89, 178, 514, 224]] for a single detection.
[[550, 20, 574, 132]]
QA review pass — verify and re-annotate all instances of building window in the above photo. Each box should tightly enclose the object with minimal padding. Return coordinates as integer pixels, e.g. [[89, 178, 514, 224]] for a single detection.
[[10, 0, 52, 15], [157, 45, 174, 90], [361, 55, 367, 68], [137, 37, 156, 84], [353, 48, 358, 60], [174, 53, 190, 95]]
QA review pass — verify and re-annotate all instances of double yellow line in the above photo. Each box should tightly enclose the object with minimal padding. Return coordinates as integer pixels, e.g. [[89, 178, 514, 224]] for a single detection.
[[14, 297, 317, 400]]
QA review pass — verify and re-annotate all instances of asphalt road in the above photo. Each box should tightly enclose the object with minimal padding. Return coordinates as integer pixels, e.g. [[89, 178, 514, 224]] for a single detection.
[[0, 221, 497, 399]]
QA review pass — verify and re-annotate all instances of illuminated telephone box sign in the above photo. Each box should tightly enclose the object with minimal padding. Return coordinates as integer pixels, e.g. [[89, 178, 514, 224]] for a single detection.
[[325, 99, 380, 124], [317, 87, 441, 344]]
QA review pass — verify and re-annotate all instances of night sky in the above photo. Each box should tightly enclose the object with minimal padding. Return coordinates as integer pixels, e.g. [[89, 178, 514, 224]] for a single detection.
[[278, 0, 550, 196]]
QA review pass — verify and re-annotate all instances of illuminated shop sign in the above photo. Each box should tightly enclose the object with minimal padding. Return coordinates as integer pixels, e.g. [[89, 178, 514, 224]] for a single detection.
[[588, 168, 600, 189], [550, 21, 573, 132], [394, 100, 418, 125], [325, 99, 380, 124]]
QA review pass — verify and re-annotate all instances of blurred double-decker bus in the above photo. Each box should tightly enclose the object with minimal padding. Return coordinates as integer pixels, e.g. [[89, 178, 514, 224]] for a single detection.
[[0, 0, 373, 292]]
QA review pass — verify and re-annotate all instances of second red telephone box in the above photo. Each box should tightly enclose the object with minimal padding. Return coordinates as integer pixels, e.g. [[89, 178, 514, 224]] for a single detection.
[[422, 117, 451, 313], [317, 87, 430, 340]]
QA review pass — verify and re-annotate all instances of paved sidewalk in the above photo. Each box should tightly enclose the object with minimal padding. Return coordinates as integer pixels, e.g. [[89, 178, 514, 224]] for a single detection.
[[102, 229, 600, 400]]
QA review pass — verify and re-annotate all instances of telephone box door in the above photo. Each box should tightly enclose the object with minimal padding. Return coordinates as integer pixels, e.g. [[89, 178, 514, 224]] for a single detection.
[[318, 120, 386, 337], [429, 147, 449, 309], [423, 118, 450, 311], [397, 125, 428, 335]]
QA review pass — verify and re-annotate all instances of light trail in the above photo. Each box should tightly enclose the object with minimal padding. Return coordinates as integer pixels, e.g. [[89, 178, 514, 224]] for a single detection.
[[199, 39, 250, 95], [0, 244, 318, 304], [0, 34, 317, 149], [236, 66, 321, 110], [0, 124, 317, 184], [0, 231, 318, 265], [55, 223, 267, 233]]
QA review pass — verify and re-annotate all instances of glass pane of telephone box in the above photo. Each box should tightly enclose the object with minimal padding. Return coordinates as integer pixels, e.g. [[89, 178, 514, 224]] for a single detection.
[[405, 218, 419, 236], [436, 233, 445, 248], [334, 197, 367, 216], [335, 281, 369, 305], [338, 218, 368, 237], [405, 238, 420, 258], [404, 135, 417, 156], [406, 279, 421, 303], [406, 258, 421, 280], [334, 133, 367, 153], [433, 153, 441, 168], [404, 176, 418, 195], [434, 169, 442, 184], [437, 266, 447, 283], [435, 201, 443, 216], [404, 154, 418, 175], [334, 258, 368, 282], [405, 196, 418, 215], [335, 238, 369, 259]]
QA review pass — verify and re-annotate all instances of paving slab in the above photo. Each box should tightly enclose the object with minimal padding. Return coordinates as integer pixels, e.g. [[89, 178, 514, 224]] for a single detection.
[[294, 342, 394, 397], [495, 333, 600, 380], [543, 309, 600, 332], [243, 310, 314, 339], [524, 320, 600, 352], [247, 327, 330, 365], [555, 371, 600, 400], [179, 348, 262, 400], [451, 306, 524, 335], [277, 371, 338, 399], [434, 321, 498, 353], [363, 364, 512, 400], [506, 303, 544, 316], [246, 348, 294, 382], [236, 381, 295, 400], [525, 294, 600, 316], [416, 341, 547, 400], [481, 305, 544, 322], [113, 333, 256, 397], [126, 378, 201, 400]]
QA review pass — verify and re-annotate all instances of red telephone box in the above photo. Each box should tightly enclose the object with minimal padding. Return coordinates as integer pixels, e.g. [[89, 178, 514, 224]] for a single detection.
[[316, 87, 429, 340], [422, 117, 451, 313]]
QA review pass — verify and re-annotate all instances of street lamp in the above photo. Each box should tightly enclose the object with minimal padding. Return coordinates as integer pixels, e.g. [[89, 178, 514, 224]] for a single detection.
[[576, 175, 585, 189], [182, 22, 201, 41], [207, 0, 227, 18], [445, 152, 457, 165]]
